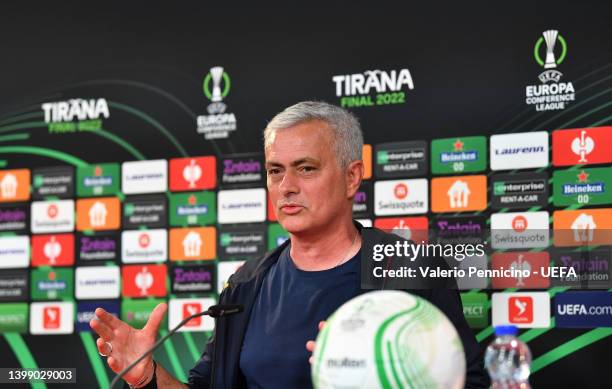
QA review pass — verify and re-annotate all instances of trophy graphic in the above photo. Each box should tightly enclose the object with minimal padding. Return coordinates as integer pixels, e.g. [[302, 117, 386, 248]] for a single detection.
[[510, 255, 531, 287], [210, 66, 224, 102], [571, 130, 595, 163], [543, 30, 559, 69], [183, 159, 202, 188], [44, 236, 62, 265]]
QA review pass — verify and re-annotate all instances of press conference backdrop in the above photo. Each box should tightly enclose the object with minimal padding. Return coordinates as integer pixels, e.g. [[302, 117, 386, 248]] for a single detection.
[[0, 3, 611, 388]]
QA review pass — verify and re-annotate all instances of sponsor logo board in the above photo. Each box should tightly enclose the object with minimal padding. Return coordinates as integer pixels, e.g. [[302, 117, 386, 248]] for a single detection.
[[431, 175, 487, 213], [122, 160, 168, 194], [490, 132, 549, 170]]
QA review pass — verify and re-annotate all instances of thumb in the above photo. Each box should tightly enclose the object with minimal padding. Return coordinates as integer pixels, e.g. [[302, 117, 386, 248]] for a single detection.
[[143, 302, 167, 334]]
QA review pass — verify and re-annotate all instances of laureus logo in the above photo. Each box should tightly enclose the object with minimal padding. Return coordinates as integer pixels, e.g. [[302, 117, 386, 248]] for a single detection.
[[197, 66, 237, 140], [525, 30, 575, 112]]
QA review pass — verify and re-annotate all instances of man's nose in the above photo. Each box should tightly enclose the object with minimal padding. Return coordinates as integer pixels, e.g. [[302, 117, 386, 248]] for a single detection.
[[279, 170, 299, 195]]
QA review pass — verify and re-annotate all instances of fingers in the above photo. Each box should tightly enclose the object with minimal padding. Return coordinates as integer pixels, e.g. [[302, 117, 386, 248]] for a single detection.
[[107, 356, 121, 373], [318, 321, 326, 330], [309, 356, 314, 364], [95, 308, 122, 330], [306, 340, 316, 352], [143, 302, 167, 334], [96, 337, 113, 356], [90, 318, 114, 341]]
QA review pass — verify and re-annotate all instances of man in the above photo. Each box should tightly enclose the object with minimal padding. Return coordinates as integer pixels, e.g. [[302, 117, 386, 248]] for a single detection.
[[91, 101, 488, 388]]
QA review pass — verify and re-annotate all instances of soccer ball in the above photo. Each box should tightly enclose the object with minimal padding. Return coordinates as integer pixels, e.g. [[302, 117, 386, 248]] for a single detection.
[[311, 290, 466, 389]]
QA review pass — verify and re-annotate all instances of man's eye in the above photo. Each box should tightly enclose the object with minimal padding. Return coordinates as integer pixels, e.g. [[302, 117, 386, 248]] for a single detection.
[[268, 169, 281, 175], [300, 166, 315, 172]]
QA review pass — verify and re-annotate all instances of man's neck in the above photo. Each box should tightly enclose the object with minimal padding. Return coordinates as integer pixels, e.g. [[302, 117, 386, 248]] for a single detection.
[[289, 218, 361, 271]]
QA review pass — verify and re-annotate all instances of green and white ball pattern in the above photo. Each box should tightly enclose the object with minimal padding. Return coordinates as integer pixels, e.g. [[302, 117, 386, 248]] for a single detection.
[[311, 291, 466, 389]]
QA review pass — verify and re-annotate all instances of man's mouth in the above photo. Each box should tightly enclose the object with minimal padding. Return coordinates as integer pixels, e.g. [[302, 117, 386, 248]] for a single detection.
[[280, 204, 304, 215]]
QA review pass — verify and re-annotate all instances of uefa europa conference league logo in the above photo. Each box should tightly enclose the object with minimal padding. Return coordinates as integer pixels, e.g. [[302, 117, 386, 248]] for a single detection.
[[197, 66, 237, 139], [526, 29, 575, 112]]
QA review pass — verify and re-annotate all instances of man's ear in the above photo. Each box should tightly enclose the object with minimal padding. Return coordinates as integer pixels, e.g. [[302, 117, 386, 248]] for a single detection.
[[346, 160, 364, 198]]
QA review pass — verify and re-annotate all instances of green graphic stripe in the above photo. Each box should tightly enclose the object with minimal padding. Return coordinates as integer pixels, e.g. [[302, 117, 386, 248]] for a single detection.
[[0, 112, 42, 126], [556, 100, 612, 129], [533, 84, 612, 130], [394, 303, 433, 389], [588, 114, 612, 127], [80, 332, 110, 389], [374, 302, 420, 389], [0, 119, 146, 161], [107, 101, 188, 157], [0, 146, 87, 167], [0, 133, 30, 142], [182, 333, 201, 363], [98, 128, 146, 160], [386, 341, 407, 389], [475, 327, 494, 343], [159, 330, 187, 383], [3, 333, 47, 389], [0, 121, 46, 134], [531, 328, 612, 373], [312, 313, 335, 385]]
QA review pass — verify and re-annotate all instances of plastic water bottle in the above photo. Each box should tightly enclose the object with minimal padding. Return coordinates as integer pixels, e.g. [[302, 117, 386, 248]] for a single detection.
[[484, 325, 532, 389]]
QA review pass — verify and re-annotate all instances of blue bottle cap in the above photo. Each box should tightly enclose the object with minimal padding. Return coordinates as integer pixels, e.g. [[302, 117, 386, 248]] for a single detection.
[[494, 325, 518, 336]]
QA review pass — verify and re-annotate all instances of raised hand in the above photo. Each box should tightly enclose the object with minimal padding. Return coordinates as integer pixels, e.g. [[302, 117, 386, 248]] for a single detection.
[[90, 302, 167, 386]]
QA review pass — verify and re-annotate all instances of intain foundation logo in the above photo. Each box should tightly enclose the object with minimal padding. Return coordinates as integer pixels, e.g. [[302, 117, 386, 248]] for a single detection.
[[525, 30, 575, 112], [42, 98, 109, 133], [332, 68, 414, 108], [197, 66, 237, 139]]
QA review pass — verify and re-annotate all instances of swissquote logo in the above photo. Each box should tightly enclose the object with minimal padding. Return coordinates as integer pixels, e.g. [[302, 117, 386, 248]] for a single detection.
[[525, 30, 575, 112], [197, 66, 237, 139], [31, 200, 74, 233], [374, 179, 428, 216], [121, 229, 167, 263], [490, 211, 550, 249]]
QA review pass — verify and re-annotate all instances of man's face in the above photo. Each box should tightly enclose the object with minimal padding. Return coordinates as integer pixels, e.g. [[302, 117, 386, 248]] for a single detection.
[[265, 120, 356, 234]]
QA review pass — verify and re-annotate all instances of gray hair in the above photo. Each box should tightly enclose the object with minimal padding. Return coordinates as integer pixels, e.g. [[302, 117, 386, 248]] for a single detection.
[[264, 101, 363, 168]]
